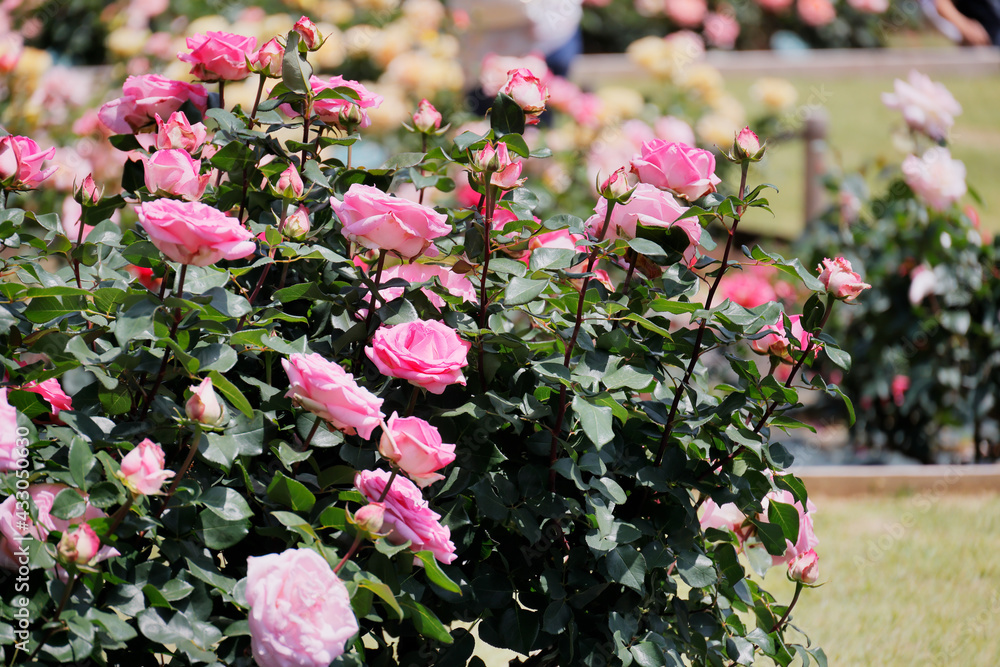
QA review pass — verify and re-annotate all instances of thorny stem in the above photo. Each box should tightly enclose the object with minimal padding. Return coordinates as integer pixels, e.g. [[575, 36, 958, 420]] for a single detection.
[[138, 264, 188, 420], [72, 211, 86, 289], [404, 384, 420, 417], [103, 494, 136, 542], [242, 201, 289, 323], [302, 418, 322, 450]]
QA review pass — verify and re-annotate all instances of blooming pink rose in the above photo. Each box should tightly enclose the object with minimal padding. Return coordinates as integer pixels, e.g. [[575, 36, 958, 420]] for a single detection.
[[586, 182, 690, 243], [366, 319, 471, 394], [848, 0, 888, 11], [331, 183, 450, 259], [0, 135, 57, 190], [665, 0, 708, 26], [719, 266, 779, 308], [750, 313, 818, 363], [797, 0, 836, 26], [98, 75, 209, 134], [788, 548, 819, 583], [380, 412, 456, 487], [764, 490, 819, 566], [142, 149, 210, 201], [185, 377, 227, 426], [57, 523, 101, 565], [699, 499, 750, 541], [136, 199, 255, 266], [355, 469, 456, 563], [902, 146, 967, 212], [500, 68, 549, 125], [654, 116, 696, 146], [178, 31, 257, 82], [356, 261, 476, 319], [21, 375, 73, 417], [479, 52, 549, 97], [0, 484, 118, 572], [883, 71, 962, 141], [703, 12, 740, 49], [412, 98, 443, 133], [817, 257, 871, 302], [631, 140, 721, 201], [283, 76, 383, 129], [282, 353, 384, 439], [137, 112, 209, 153], [293, 16, 324, 50], [251, 38, 284, 78], [0, 389, 25, 472], [119, 438, 174, 495], [247, 548, 358, 667]]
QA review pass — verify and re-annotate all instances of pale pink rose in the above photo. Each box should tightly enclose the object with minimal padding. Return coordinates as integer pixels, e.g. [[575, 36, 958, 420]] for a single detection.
[[380, 412, 456, 487], [891, 374, 910, 407], [0, 135, 57, 190], [763, 489, 819, 566], [57, 523, 101, 565], [412, 98, 443, 133], [586, 182, 689, 244], [654, 116, 696, 146], [817, 257, 871, 302], [354, 469, 456, 563], [136, 112, 209, 153], [902, 146, 966, 212], [293, 16, 324, 50], [848, 0, 888, 11], [719, 266, 778, 308], [185, 377, 226, 426], [282, 353, 384, 439], [0, 484, 118, 572], [366, 319, 472, 394], [0, 389, 24, 472], [788, 548, 819, 583], [882, 71, 962, 141], [283, 76, 383, 129], [21, 375, 73, 416], [331, 183, 450, 259], [908, 264, 937, 305], [665, 0, 708, 26], [750, 313, 818, 363], [251, 38, 284, 78], [178, 31, 257, 82], [630, 140, 721, 200], [500, 68, 549, 125], [283, 205, 311, 240], [471, 141, 525, 191], [119, 438, 174, 495], [699, 498, 749, 541], [479, 52, 549, 97], [356, 262, 477, 319], [246, 548, 358, 667], [98, 75, 209, 134], [703, 12, 740, 48], [142, 149, 210, 201], [136, 199, 256, 266], [797, 0, 836, 26]]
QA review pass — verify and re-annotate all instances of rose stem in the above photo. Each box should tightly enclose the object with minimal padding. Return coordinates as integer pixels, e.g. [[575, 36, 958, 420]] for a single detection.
[[477, 179, 497, 394], [770, 581, 804, 633], [138, 264, 188, 420], [362, 249, 388, 337], [154, 429, 199, 520], [418, 134, 428, 205], [237, 75, 269, 223]]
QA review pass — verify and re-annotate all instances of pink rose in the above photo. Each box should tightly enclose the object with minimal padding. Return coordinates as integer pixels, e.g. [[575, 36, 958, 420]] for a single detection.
[[293, 16, 324, 50], [882, 71, 961, 141], [734, 126, 761, 159], [119, 438, 174, 495], [379, 412, 456, 487], [353, 502, 385, 534], [788, 548, 819, 583], [247, 548, 358, 667], [524, 228, 588, 271], [282, 353, 384, 439], [0, 135, 57, 190], [703, 12, 740, 49], [764, 490, 819, 566], [283, 75, 383, 129], [0, 389, 25, 472], [412, 98, 443, 133], [479, 53, 549, 97], [0, 32, 23, 74], [472, 141, 525, 191], [699, 499, 750, 541], [98, 75, 209, 134], [251, 38, 284, 78], [586, 182, 689, 243], [331, 183, 450, 259], [0, 484, 118, 572], [356, 261, 476, 319], [185, 377, 227, 426], [21, 375, 73, 417], [848, 0, 888, 11], [797, 0, 836, 26], [598, 166, 633, 200], [630, 140, 721, 201], [354, 469, 456, 563], [283, 205, 311, 240], [500, 68, 549, 125], [273, 164, 304, 200], [136, 199, 256, 266], [57, 523, 101, 565], [902, 146, 966, 212], [142, 149, 210, 201], [137, 112, 209, 153], [750, 313, 818, 363], [366, 319, 472, 394], [178, 31, 257, 82], [665, 0, 708, 26], [817, 257, 871, 302], [718, 266, 779, 308]]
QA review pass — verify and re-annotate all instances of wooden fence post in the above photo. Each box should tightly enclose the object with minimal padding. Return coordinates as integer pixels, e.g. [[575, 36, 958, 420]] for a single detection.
[[804, 108, 828, 224]]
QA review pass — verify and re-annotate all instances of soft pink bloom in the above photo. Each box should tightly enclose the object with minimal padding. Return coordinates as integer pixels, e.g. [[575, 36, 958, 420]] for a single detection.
[[0, 135, 57, 190], [380, 412, 456, 487], [283, 75, 383, 129], [0, 389, 24, 472], [750, 313, 818, 363], [665, 0, 708, 26], [366, 319, 471, 395], [185, 377, 226, 426], [412, 98, 443, 133], [293, 16, 323, 50], [882, 71, 962, 141], [98, 75, 209, 134], [136, 112, 209, 153], [178, 31, 258, 82], [586, 182, 690, 242], [817, 257, 871, 302], [654, 116, 696, 146], [848, 0, 888, 11], [21, 375, 73, 416], [703, 12, 740, 49], [57, 523, 101, 565], [356, 262, 476, 318], [797, 0, 836, 26], [891, 374, 910, 407], [0, 484, 118, 571], [251, 38, 284, 78], [282, 353, 384, 439], [331, 183, 450, 259], [479, 52, 549, 97], [246, 548, 358, 667], [274, 164, 304, 199], [630, 140, 721, 200], [719, 266, 779, 308], [142, 149, 210, 201], [902, 146, 967, 212], [119, 438, 174, 495], [699, 499, 750, 541], [788, 548, 819, 583], [908, 264, 937, 305], [500, 68, 549, 125], [283, 205, 311, 240], [136, 199, 256, 266], [0, 31, 23, 74], [354, 469, 456, 563]]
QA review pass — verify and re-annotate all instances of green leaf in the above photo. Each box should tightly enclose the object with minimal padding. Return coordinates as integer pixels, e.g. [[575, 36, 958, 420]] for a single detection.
[[605, 545, 646, 592], [267, 472, 316, 511], [767, 500, 800, 546], [69, 438, 95, 491], [775, 474, 808, 508], [400, 597, 454, 644], [827, 383, 855, 426], [380, 152, 425, 170], [631, 643, 665, 667], [359, 578, 404, 620], [504, 277, 548, 306], [197, 510, 249, 549], [414, 551, 462, 594], [208, 371, 253, 419], [676, 550, 716, 588], [752, 520, 788, 557], [50, 488, 87, 520], [572, 395, 614, 448], [142, 584, 175, 610], [490, 93, 525, 137], [208, 141, 254, 173], [281, 30, 312, 95], [200, 487, 254, 521], [824, 345, 851, 371]]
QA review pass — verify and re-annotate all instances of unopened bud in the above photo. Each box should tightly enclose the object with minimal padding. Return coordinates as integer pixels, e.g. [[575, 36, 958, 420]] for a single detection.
[[275, 164, 304, 199], [185, 377, 227, 427], [412, 99, 443, 134], [283, 205, 311, 240], [293, 16, 325, 50], [733, 126, 764, 162], [353, 502, 385, 534], [788, 548, 819, 584], [338, 104, 365, 131], [58, 524, 100, 566], [77, 174, 102, 205], [598, 167, 634, 202], [251, 38, 284, 78]]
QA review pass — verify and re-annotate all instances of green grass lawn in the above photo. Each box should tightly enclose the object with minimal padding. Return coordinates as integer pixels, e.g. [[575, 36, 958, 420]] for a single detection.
[[727, 74, 1000, 238]]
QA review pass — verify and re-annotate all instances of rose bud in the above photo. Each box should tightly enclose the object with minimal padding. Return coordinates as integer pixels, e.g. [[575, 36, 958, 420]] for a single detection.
[[274, 164, 304, 199], [185, 377, 227, 427], [472, 142, 524, 191], [788, 548, 819, 584], [283, 205, 311, 240], [293, 16, 325, 50], [251, 37, 284, 78], [412, 99, 443, 134], [337, 103, 366, 131], [57, 523, 101, 566], [816, 257, 871, 302], [499, 68, 549, 125], [352, 502, 385, 535], [77, 174, 102, 204], [598, 167, 634, 202], [733, 126, 764, 162], [118, 438, 175, 496]]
